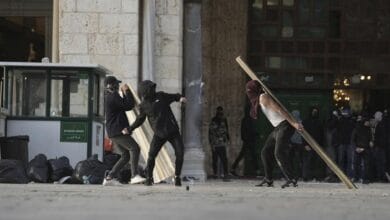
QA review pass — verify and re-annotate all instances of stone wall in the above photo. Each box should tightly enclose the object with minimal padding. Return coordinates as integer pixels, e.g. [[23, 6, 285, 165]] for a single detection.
[[202, 0, 249, 175], [58, 0, 139, 89], [154, 0, 183, 121]]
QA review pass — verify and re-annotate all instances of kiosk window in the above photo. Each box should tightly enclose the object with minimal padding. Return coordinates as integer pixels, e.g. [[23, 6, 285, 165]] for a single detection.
[[11, 70, 47, 117], [50, 71, 89, 117], [92, 75, 104, 117]]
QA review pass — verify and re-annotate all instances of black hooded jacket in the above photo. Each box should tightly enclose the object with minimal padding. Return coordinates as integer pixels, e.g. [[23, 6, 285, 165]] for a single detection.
[[105, 89, 135, 138], [129, 81, 182, 138], [351, 121, 371, 149]]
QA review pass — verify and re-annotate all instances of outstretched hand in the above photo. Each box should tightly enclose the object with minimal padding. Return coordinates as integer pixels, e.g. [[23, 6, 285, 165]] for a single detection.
[[180, 97, 187, 103]]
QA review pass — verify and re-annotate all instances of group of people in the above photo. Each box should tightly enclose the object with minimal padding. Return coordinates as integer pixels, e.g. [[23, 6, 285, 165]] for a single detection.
[[104, 75, 390, 188], [289, 107, 390, 184], [209, 80, 390, 187]]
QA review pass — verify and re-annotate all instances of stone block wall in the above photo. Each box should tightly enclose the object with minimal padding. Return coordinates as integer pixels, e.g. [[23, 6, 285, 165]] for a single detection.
[[58, 0, 183, 113], [154, 0, 183, 123], [202, 0, 249, 175], [58, 0, 139, 90]]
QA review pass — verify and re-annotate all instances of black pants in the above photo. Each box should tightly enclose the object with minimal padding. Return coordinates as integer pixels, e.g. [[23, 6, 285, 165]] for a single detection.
[[231, 141, 259, 172], [353, 151, 369, 181], [212, 146, 229, 176], [109, 135, 140, 178], [288, 143, 303, 178], [373, 147, 387, 181], [261, 121, 295, 181], [146, 134, 184, 178]]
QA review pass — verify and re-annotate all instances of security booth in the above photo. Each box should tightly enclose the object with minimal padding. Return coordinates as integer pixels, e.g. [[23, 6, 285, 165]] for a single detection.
[[0, 62, 109, 166]]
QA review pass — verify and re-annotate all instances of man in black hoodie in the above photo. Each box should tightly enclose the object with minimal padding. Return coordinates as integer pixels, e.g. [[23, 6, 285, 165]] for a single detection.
[[129, 80, 186, 186], [104, 76, 145, 186]]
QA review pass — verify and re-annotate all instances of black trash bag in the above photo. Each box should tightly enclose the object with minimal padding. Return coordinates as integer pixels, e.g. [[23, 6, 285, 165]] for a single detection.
[[27, 154, 49, 183], [103, 153, 121, 170], [72, 157, 108, 184], [0, 159, 29, 183], [48, 156, 73, 182]]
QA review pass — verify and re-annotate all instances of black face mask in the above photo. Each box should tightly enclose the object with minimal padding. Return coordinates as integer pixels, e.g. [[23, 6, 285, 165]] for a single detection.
[[106, 83, 119, 93], [217, 112, 224, 119], [144, 86, 156, 100]]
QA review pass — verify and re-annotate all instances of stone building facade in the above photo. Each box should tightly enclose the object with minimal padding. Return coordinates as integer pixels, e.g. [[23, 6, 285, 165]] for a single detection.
[[0, 0, 250, 178]]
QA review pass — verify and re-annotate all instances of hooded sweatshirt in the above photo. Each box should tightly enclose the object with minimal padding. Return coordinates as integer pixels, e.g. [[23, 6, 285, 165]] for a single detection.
[[105, 88, 135, 138], [129, 80, 182, 138]]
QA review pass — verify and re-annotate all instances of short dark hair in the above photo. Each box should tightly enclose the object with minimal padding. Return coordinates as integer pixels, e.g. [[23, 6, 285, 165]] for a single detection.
[[216, 106, 223, 112]]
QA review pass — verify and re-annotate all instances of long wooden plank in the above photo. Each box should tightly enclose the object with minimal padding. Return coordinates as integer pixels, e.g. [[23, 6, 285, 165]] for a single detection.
[[236, 56, 357, 189], [125, 86, 175, 183]]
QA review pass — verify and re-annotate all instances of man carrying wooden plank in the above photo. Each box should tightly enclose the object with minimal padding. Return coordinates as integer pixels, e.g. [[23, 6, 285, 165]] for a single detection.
[[246, 80, 303, 188]]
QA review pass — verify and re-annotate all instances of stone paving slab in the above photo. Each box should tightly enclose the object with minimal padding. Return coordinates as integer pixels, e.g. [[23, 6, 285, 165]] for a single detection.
[[0, 180, 389, 220]]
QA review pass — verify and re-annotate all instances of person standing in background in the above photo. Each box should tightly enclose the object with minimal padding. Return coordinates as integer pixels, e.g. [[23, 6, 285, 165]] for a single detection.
[[302, 107, 324, 181], [231, 106, 260, 177], [209, 106, 231, 181], [351, 115, 371, 184]]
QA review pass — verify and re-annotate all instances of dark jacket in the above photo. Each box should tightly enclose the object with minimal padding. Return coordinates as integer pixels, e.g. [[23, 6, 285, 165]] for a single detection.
[[241, 116, 259, 143], [130, 82, 182, 138], [325, 116, 339, 148], [209, 116, 230, 147], [337, 117, 355, 145], [351, 122, 371, 149], [374, 121, 387, 148], [105, 89, 135, 138], [303, 115, 324, 146]]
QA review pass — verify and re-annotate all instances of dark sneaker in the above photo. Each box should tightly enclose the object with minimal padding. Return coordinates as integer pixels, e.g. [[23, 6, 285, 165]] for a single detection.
[[255, 178, 273, 187], [281, 179, 298, 188], [144, 177, 153, 186], [175, 176, 182, 186]]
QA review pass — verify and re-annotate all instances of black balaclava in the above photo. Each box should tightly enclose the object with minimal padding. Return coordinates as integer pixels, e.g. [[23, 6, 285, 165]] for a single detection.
[[139, 80, 157, 100]]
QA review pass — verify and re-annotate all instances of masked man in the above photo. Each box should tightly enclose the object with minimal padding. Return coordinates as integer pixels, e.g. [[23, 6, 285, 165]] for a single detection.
[[128, 80, 186, 186]]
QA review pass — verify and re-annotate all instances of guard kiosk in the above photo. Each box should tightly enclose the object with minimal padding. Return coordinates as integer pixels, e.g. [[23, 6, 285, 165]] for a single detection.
[[0, 62, 109, 166]]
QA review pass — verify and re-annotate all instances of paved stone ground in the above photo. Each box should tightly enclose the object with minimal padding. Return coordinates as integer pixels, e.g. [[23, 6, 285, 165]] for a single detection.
[[0, 180, 390, 220]]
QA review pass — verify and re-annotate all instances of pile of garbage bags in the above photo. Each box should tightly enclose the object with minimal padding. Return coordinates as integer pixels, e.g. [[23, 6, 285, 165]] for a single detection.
[[0, 153, 134, 184]]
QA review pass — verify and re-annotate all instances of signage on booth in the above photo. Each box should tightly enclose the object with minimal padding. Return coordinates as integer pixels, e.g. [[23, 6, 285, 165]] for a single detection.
[[60, 121, 88, 142]]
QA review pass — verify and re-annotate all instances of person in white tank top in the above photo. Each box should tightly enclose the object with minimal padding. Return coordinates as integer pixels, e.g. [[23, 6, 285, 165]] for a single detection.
[[246, 80, 303, 188]]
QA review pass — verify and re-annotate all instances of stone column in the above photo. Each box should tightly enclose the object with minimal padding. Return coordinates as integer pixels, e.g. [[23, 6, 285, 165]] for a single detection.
[[181, 0, 206, 182]]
